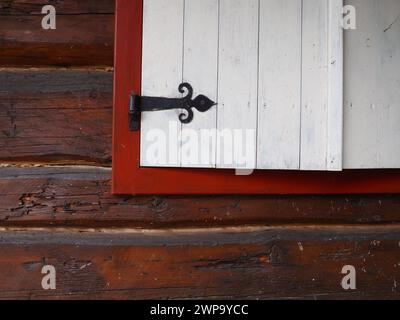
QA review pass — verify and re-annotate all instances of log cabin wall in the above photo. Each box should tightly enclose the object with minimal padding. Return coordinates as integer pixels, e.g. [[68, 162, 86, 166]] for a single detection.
[[0, 0, 400, 299]]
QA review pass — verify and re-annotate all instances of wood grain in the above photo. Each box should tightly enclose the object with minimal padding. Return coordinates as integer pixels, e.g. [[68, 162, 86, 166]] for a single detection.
[[1, 167, 400, 228], [1, 0, 400, 301], [0, 70, 113, 164], [0, 0, 114, 14], [0, 0, 115, 67], [0, 226, 400, 299]]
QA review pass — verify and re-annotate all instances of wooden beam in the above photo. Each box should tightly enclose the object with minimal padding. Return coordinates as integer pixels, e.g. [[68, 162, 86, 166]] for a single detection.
[[0, 226, 399, 299], [1, 167, 400, 227], [0, 70, 113, 164], [0, 0, 115, 67]]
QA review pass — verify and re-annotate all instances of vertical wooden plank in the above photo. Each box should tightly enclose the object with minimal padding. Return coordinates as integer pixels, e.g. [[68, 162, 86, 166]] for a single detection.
[[257, 0, 302, 170], [327, 0, 344, 171], [181, 0, 219, 168], [217, 0, 259, 169], [301, 0, 329, 170], [141, 0, 184, 167], [301, 0, 343, 171], [344, 0, 400, 169]]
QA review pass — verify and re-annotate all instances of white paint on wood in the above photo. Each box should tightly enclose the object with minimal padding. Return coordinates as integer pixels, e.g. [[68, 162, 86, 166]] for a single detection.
[[301, 0, 329, 170], [181, 0, 219, 168], [141, 0, 184, 167], [140, 0, 344, 171], [327, 0, 344, 171], [301, 0, 343, 171], [217, 0, 259, 169], [344, 0, 400, 169], [257, 0, 302, 170]]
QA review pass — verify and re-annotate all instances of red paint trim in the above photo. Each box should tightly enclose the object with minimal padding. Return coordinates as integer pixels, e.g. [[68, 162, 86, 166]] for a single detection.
[[112, 0, 400, 195]]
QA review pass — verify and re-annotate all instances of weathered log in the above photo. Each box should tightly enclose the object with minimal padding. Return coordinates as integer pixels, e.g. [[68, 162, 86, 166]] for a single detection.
[[1, 167, 400, 228], [0, 226, 399, 299], [0, 70, 113, 164], [0, 0, 115, 67]]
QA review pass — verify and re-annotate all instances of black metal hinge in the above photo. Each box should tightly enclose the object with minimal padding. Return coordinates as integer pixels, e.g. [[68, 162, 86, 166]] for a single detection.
[[129, 82, 216, 131]]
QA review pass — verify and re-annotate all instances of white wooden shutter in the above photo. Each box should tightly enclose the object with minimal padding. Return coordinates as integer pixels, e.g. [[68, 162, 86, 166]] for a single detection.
[[140, 0, 344, 171], [344, 0, 400, 169]]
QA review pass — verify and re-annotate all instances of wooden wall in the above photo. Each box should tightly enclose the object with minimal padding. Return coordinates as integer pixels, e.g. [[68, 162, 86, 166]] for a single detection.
[[1, 0, 400, 299]]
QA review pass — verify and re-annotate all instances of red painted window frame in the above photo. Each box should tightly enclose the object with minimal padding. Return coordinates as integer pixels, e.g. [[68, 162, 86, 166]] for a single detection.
[[112, 0, 400, 195]]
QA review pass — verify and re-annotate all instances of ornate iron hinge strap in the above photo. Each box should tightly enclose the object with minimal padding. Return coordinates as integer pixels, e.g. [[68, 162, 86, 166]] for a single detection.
[[129, 83, 216, 131]]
